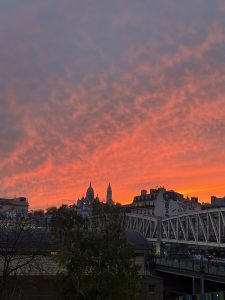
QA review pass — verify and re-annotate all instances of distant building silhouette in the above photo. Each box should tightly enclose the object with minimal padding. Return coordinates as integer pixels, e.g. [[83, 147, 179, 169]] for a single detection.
[[77, 182, 114, 216], [86, 182, 95, 204], [106, 182, 113, 206], [0, 197, 29, 217], [211, 196, 225, 207], [131, 187, 200, 217]]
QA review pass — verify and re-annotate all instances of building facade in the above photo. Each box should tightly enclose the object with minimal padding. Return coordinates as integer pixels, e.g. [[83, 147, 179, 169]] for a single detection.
[[132, 187, 201, 217], [0, 197, 29, 217], [211, 196, 225, 207]]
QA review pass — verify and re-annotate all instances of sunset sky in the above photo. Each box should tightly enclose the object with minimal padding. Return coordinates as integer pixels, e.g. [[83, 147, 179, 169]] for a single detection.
[[1, 0, 225, 209]]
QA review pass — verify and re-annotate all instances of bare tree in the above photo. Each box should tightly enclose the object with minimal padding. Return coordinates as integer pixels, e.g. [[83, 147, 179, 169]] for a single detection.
[[0, 217, 50, 299]]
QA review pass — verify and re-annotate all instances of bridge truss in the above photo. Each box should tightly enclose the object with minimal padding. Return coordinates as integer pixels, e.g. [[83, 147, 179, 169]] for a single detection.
[[126, 208, 225, 247], [126, 213, 158, 241]]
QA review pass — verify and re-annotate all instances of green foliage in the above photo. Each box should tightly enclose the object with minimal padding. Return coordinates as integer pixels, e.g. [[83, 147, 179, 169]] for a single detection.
[[51, 204, 140, 300]]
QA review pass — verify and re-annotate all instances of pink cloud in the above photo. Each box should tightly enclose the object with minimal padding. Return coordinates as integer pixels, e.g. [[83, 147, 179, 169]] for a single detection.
[[0, 0, 225, 208]]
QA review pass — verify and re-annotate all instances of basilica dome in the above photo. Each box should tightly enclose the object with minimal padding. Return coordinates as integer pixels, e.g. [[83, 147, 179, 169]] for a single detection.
[[86, 182, 94, 203]]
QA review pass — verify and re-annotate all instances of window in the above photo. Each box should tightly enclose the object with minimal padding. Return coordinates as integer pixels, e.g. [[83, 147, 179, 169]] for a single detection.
[[148, 284, 155, 295]]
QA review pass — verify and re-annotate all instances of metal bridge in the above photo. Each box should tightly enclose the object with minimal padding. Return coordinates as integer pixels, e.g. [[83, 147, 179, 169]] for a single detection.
[[126, 208, 225, 247]]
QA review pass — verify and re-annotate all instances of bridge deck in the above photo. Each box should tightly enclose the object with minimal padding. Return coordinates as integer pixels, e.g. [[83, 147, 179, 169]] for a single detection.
[[154, 257, 225, 283]]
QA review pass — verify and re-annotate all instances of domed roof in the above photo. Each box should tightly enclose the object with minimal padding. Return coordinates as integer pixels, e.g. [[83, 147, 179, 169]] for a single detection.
[[86, 182, 94, 197]]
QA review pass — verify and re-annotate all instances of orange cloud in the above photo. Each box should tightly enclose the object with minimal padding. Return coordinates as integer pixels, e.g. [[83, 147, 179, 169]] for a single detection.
[[0, 0, 225, 209]]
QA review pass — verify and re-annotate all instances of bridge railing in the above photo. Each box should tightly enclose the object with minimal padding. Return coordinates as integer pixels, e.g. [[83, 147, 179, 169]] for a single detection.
[[155, 257, 225, 277]]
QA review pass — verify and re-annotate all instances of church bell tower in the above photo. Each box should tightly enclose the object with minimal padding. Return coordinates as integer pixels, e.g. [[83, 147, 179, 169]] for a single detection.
[[106, 182, 113, 205]]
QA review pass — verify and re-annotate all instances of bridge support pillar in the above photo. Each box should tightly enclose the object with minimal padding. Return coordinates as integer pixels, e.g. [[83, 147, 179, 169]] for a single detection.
[[192, 277, 197, 294], [192, 277, 204, 295], [155, 242, 161, 256], [200, 276, 204, 294]]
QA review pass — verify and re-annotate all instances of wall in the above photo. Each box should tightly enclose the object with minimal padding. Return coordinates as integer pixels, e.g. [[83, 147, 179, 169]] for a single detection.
[[138, 276, 164, 300]]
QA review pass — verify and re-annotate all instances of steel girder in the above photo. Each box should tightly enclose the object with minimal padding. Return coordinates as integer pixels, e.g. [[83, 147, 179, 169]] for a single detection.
[[126, 208, 225, 247], [125, 213, 159, 241]]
